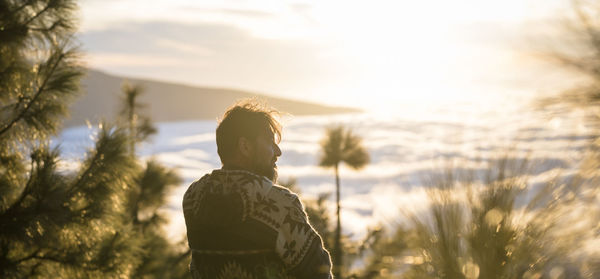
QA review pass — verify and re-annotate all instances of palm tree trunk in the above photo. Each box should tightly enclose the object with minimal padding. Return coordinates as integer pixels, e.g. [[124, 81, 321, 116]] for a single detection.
[[334, 163, 342, 278]]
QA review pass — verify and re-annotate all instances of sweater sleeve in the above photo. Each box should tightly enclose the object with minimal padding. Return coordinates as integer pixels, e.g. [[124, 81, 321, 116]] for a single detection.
[[275, 195, 332, 279]]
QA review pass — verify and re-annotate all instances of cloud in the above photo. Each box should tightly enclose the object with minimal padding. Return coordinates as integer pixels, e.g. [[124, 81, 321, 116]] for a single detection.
[[86, 52, 183, 67], [289, 3, 317, 25], [215, 8, 275, 18], [170, 6, 276, 19], [77, 21, 354, 101], [78, 21, 249, 55], [154, 39, 214, 56]]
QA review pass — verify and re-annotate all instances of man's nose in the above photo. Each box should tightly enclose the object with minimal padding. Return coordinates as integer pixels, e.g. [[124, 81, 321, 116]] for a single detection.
[[274, 144, 282, 157]]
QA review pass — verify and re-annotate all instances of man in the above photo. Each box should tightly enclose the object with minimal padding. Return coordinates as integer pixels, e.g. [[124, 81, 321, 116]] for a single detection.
[[182, 100, 333, 278]]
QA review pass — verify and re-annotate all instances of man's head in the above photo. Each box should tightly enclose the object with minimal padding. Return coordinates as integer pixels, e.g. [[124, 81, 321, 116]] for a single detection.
[[216, 100, 282, 182]]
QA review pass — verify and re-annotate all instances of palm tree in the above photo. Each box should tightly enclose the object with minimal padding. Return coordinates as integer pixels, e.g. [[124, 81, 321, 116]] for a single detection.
[[319, 125, 369, 278]]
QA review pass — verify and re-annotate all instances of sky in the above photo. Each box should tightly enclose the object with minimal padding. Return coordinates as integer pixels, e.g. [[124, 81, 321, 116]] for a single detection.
[[77, 0, 571, 112], [70, 0, 600, 245]]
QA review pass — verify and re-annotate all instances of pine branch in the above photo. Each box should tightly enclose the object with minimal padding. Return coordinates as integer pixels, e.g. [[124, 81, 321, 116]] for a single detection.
[[22, 250, 104, 272], [68, 126, 135, 200], [551, 52, 600, 77], [26, 262, 43, 278], [30, 19, 66, 32], [0, 50, 65, 137], [32, 255, 69, 265], [4, 154, 36, 213], [1, 101, 24, 111], [132, 187, 141, 224], [7, 0, 35, 16], [22, 3, 53, 26], [67, 148, 100, 197], [12, 248, 41, 264], [573, 0, 600, 60]]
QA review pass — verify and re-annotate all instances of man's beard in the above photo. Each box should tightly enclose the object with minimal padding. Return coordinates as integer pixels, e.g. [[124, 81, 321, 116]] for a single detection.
[[251, 159, 278, 183]]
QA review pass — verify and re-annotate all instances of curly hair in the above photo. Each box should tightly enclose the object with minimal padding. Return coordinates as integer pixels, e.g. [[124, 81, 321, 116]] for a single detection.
[[216, 99, 282, 165]]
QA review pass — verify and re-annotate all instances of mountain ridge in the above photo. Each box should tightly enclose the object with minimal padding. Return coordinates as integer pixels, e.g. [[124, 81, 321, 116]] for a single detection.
[[64, 69, 362, 127]]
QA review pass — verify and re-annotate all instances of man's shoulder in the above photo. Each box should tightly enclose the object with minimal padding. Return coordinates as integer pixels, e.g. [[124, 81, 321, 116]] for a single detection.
[[182, 169, 305, 216], [182, 173, 211, 211], [269, 183, 295, 196], [267, 184, 302, 207], [183, 170, 278, 208], [184, 169, 267, 194]]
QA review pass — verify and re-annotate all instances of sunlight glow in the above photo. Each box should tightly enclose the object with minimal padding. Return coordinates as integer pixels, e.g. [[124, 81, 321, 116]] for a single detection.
[[79, 0, 569, 112]]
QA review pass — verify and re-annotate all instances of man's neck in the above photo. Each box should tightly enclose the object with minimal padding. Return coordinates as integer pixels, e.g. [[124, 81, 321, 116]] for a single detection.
[[222, 164, 249, 172]]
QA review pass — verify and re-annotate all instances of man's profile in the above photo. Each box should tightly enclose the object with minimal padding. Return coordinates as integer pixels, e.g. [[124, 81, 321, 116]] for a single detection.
[[182, 100, 333, 278]]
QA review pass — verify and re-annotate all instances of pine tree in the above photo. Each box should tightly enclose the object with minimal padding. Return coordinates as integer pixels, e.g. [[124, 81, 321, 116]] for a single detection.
[[377, 158, 595, 279], [116, 82, 190, 278], [0, 1, 160, 277], [1, 0, 120, 276], [535, 2, 600, 277]]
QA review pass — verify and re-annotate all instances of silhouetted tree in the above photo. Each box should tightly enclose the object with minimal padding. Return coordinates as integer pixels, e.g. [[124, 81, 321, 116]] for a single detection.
[[116, 82, 190, 278], [540, 0, 600, 129], [535, 2, 600, 276], [319, 125, 369, 278], [354, 227, 409, 279], [0, 0, 144, 277], [390, 157, 595, 279], [127, 158, 190, 279], [0, 1, 189, 276], [119, 83, 156, 156]]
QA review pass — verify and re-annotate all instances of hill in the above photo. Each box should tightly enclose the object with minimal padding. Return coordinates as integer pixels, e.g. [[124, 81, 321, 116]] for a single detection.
[[64, 69, 362, 127]]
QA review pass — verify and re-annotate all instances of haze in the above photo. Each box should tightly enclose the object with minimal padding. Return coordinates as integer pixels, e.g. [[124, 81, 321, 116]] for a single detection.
[[79, 0, 569, 112]]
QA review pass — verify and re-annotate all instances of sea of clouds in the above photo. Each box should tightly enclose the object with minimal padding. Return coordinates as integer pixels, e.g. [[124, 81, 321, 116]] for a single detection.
[[56, 101, 594, 242]]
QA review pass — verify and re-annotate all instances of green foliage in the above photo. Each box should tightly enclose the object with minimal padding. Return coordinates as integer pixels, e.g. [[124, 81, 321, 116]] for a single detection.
[[366, 156, 599, 279], [131, 230, 190, 279], [126, 159, 189, 278], [0, 0, 82, 219], [116, 82, 190, 278], [0, 0, 82, 150], [0, 0, 130, 276], [533, 2, 600, 276], [351, 227, 409, 279], [130, 160, 181, 223], [0, 125, 145, 278], [280, 153, 598, 279], [0, 1, 189, 277]]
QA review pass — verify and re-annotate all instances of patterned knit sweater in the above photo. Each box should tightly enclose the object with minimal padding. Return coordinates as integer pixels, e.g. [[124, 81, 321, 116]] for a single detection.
[[182, 169, 333, 279]]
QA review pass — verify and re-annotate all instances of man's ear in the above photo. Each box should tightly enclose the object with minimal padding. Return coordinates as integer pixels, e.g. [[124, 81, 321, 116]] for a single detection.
[[238, 136, 253, 158]]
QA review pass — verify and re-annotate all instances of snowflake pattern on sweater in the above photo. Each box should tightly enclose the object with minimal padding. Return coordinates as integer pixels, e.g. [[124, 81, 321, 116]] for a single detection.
[[182, 169, 332, 279]]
